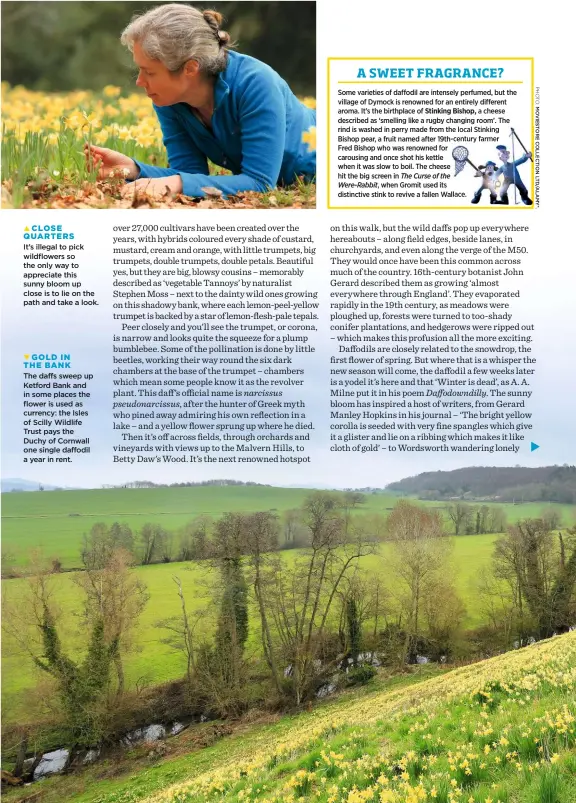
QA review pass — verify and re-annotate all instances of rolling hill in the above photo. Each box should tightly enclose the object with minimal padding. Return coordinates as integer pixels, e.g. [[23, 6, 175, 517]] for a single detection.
[[387, 465, 576, 503], [3, 631, 575, 803]]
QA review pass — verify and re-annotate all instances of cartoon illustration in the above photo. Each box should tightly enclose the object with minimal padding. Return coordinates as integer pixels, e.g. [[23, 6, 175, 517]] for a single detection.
[[495, 130, 532, 205], [471, 161, 499, 205], [452, 127, 533, 207]]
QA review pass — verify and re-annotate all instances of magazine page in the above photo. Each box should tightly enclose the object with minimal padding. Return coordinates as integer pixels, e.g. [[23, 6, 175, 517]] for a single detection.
[[1, 1, 575, 801]]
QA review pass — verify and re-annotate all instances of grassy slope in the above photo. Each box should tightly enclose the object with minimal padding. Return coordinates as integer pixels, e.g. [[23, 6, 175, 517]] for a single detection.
[[2, 485, 572, 569], [2, 486, 573, 723], [3, 632, 575, 803], [1, 485, 320, 567], [1, 535, 495, 722]]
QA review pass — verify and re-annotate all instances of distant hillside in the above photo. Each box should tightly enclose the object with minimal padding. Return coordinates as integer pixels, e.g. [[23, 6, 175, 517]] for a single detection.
[[102, 479, 273, 489], [387, 465, 576, 503], [1, 478, 67, 492]]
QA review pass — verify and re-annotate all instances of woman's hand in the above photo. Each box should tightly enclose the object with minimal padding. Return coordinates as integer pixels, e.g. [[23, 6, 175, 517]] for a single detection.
[[84, 144, 139, 181], [120, 175, 183, 199]]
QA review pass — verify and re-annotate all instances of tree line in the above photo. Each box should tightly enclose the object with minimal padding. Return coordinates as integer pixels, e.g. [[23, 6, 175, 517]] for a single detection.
[[74, 497, 532, 567], [3, 494, 575, 753], [76, 491, 369, 568]]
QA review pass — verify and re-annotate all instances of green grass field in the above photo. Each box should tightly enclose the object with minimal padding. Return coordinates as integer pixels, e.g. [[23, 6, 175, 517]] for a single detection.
[[0, 534, 542, 724], [2, 485, 572, 570], [2, 485, 322, 567], [2, 486, 574, 726], [3, 632, 575, 803]]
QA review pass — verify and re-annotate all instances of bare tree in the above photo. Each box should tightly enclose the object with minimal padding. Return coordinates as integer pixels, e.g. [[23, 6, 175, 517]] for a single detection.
[[200, 513, 250, 707], [282, 508, 304, 548], [266, 492, 377, 704], [159, 530, 174, 563], [366, 574, 392, 642], [492, 524, 529, 634], [446, 502, 471, 535], [493, 519, 576, 639], [243, 511, 282, 693], [139, 523, 169, 565], [422, 573, 466, 659], [2, 553, 117, 745], [158, 576, 205, 701], [81, 522, 134, 570], [475, 564, 519, 649], [178, 515, 212, 560], [488, 506, 508, 534], [1, 548, 20, 579], [476, 505, 490, 535], [2, 551, 60, 664], [74, 548, 149, 696], [387, 500, 454, 663], [541, 507, 563, 532], [340, 491, 366, 538]]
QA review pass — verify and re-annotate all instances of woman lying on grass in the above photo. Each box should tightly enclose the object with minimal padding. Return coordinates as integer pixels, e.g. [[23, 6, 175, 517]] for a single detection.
[[84, 4, 316, 200]]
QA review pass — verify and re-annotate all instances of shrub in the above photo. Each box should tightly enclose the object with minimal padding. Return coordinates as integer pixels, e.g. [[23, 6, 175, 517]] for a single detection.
[[346, 665, 377, 687]]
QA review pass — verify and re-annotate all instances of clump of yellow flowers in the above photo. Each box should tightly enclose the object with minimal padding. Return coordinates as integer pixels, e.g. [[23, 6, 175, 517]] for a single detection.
[[2, 83, 165, 151], [141, 632, 575, 803], [1, 84, 317, 192]]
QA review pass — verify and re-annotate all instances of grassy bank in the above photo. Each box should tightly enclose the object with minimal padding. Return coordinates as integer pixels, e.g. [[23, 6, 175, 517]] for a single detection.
[[2, 632, 575, 803]]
